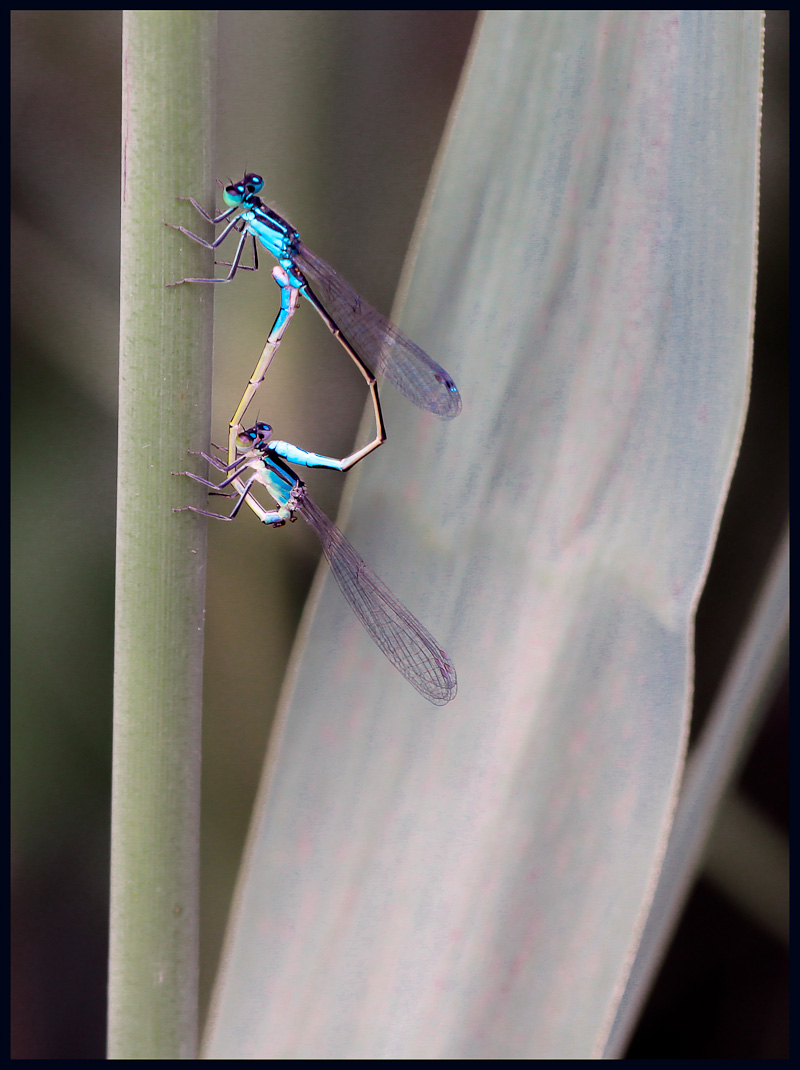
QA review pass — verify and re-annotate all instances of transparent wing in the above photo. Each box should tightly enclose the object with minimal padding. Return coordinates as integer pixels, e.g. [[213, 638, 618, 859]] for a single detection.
[[296, 491, 457, 705], [292, 240, 462, 418]]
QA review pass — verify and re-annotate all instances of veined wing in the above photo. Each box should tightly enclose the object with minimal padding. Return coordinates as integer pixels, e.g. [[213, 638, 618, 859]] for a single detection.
[[296, 491, 457, 705], [292, 239, 462, 419]]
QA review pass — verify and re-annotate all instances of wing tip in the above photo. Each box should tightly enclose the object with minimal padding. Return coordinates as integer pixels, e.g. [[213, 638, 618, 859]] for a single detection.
[[422, 653, 458, 706], [433, 377, 463, 418]]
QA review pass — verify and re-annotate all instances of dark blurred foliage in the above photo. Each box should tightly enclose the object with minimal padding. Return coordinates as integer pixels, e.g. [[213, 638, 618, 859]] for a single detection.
[[628, 10, 789, 1058]]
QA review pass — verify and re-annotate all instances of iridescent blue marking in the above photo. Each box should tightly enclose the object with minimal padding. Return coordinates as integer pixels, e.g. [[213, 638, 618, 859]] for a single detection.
[[166, 173, 462, 419]]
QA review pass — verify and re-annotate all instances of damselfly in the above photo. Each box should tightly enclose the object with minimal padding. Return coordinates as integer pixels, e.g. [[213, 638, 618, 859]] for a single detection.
[[174, 422, 457, 706], [166, 173, 462, 419]]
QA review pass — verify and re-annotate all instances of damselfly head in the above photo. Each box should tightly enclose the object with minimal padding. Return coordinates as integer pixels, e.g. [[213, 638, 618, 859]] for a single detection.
[[242, 173, 264, 195], [222, 182, 247, 209], [223, 173, 264, 209], [236, 422, 272, 452]]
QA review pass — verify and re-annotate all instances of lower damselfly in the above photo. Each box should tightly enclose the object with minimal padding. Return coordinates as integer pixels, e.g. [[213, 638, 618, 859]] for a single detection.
[[174, 422, 457, 706]]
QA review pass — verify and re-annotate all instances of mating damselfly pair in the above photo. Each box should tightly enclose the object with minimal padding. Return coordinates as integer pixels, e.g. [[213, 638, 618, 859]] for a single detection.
[[169, 172, 460, 705]]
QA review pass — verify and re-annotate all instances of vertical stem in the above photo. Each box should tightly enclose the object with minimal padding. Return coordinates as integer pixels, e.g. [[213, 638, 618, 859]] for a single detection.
[[109, 11, 217, 1059]]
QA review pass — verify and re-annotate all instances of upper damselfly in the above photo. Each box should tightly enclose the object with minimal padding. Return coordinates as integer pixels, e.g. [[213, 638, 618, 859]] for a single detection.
[[166, 173, 462, 419]]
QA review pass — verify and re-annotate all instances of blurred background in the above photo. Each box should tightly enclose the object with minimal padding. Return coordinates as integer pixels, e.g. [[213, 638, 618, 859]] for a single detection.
[[11, 11, 787, 1058]]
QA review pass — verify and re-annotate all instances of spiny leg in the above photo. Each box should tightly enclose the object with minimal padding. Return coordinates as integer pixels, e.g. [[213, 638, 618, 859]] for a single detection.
[[174, 471, 259, 521], [165, 222, 249, 285], [216, 234, 259, 273], [174, 469, 288, 526], [175, 194, 238, 226]]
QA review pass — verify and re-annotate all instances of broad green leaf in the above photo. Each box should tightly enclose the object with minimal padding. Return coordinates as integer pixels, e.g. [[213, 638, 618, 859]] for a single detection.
[[204, 11, 762, 1059]]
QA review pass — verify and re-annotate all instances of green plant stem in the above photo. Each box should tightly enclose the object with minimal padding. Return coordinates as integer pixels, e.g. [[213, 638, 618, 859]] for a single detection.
[[108, 10, 217, 1059]]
